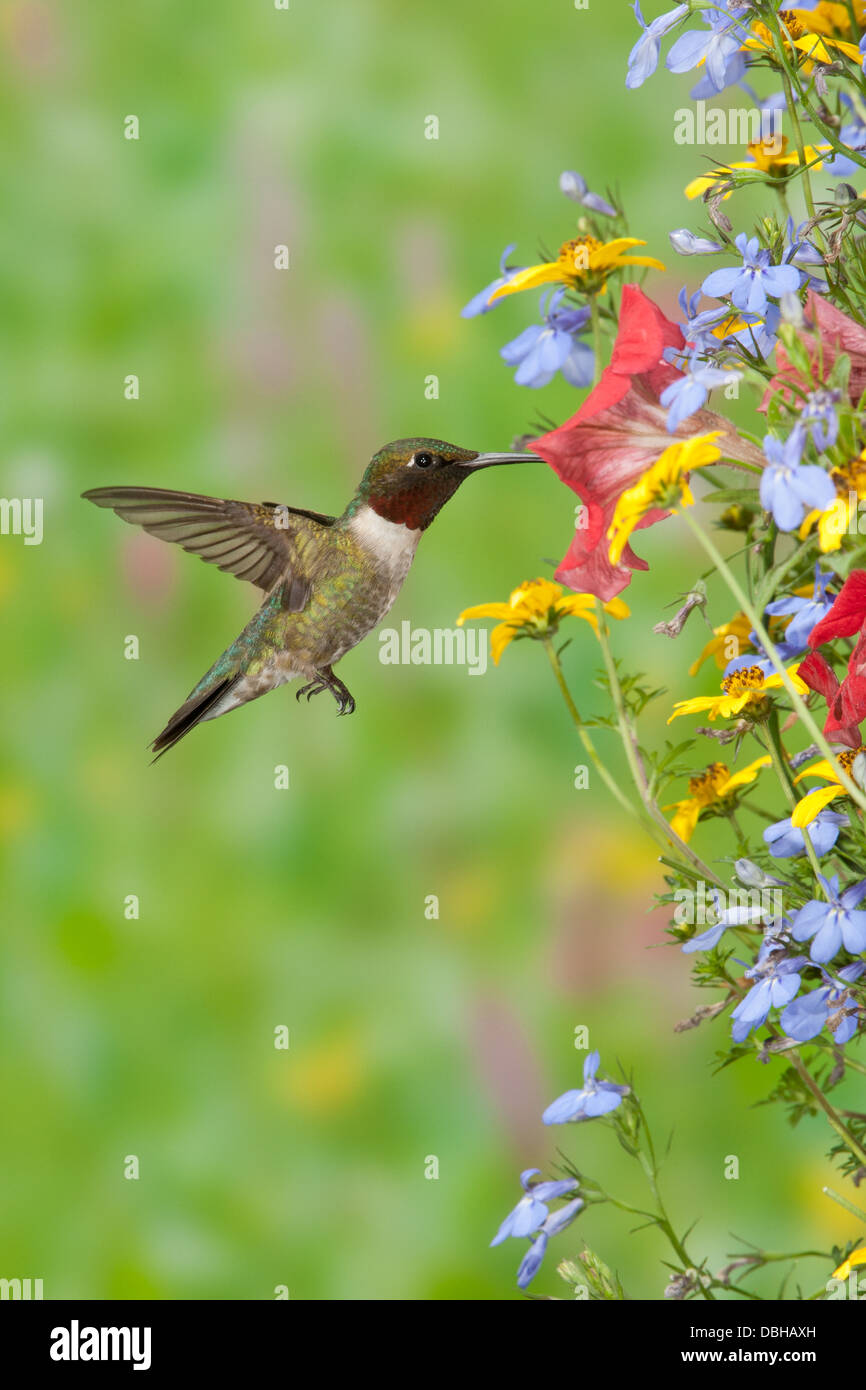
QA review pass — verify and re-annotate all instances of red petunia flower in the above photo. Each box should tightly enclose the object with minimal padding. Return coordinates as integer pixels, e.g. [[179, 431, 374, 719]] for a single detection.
[[534, 285, 764, 600], [762, 291, 866, 412], [803, 569, 866, 741]]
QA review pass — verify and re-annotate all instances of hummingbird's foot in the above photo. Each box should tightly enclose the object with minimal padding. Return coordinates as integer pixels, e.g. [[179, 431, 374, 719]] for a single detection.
[[296, 678, 328, 703], [296, 667, 356, 716]]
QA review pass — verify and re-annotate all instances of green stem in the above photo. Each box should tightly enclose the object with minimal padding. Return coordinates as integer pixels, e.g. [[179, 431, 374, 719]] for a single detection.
[[789, 1053, 866, 1169], [823, 1185, 866, 1224], [757, 722, 825, 885], [592, 601, 725, 888], [589, 295, 603, 388], [541, 636, 637, 823], [764, 11, 816, 217], [637, 1111, 715, 1300]]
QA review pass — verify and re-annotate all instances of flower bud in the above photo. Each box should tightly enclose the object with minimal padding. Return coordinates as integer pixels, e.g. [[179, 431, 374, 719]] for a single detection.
[[669, 228, 723, 255]]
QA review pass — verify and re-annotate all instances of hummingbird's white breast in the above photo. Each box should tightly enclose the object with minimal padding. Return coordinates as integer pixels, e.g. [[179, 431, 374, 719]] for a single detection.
[[348, 505, 421, 589]]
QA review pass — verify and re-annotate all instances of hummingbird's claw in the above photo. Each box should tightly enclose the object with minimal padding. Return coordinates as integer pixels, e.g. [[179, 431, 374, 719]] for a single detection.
[[297, 668, 356, 716], [296, 679, 327, 703]]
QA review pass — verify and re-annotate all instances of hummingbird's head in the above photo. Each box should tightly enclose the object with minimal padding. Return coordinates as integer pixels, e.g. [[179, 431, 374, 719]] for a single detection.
[[354, 437, 540, 531]]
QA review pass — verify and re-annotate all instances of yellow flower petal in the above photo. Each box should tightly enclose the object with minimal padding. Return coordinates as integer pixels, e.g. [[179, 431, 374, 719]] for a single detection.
[[718, 755, 771, 795], [670, 799, 702, 842], [456, 602, 513, 625], [793, 33, 863, 64], [613, 254, 667, 272], [603, 597, 631, 621], [668, 696, 722, 723], [490, 622, 518, 665], [833, 1247, 866, 1281], [793, 758, 840, 786], [595, 237, 648, 256], [791, 783, 845, 828], [554, 594, 596, 617], [512, 578, 563, 613], [488, 261, 564, 303]]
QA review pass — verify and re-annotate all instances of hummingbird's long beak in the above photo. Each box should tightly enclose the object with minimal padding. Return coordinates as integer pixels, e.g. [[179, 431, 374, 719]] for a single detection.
[[457, 451, 543, 469]]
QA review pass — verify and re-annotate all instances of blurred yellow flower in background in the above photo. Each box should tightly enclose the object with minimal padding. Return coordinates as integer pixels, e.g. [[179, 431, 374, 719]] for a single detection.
[[833, 1246, 866, 1280], [689, 612, 754, 675]]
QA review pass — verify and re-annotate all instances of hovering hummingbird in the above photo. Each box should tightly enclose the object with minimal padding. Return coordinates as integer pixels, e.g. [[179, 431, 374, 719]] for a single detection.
[[83, 437, 539, 757]]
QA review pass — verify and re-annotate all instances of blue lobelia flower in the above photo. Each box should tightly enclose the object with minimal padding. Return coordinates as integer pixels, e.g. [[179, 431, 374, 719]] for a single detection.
[[730, 946, 807, 1042], [781, 218, 826, 296], [500, 288, 594, 389], [781, 963, 865, 1045], [490, 1168, 579, 1246], [724, 643, 800, 678], [516, 1233, 549, 1289], [764, 565, 836, 651], [542, 1050, 630, 1124], [682, 889, 766, 953], [729, 301, 781, 359], [764, 809, 848, 859], [790, 873, 866, 964], [491, 1170, 584, 1289], [667, 8, 749, 93], [702, 234, 802, 316], [461, 244, 523, 318], [759, 433, 836, 531], [516, 1198, 584, 1289], [677, 293, 779, 360], [669, 229, 724, 256], [626, 2, 690, 89], [559, 170, 617, 218], [689, 46, 746, 99], [661, 351, 741, 431], [792, 388, 842, 453]]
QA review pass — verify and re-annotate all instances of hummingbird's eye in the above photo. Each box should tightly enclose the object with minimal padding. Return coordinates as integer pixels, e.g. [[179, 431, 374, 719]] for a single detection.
[[412, 451, 434, 469]]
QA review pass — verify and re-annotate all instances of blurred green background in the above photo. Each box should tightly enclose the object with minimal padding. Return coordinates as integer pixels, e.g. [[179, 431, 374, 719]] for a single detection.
[[0, 0, 860, 1300]]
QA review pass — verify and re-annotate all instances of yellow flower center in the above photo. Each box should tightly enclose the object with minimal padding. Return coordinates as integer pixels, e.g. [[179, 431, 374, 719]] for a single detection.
[[558, 236, 601, 277], [838, 746, 866, 775], [688, 763, 729, 801], [831, 454, 866, 500], [777, 10, 807, 39], [722, 665, 766, 697]]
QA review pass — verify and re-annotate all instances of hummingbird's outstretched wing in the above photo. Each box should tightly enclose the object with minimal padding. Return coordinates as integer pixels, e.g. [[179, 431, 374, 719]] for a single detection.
[[82, 486, 335, 606]]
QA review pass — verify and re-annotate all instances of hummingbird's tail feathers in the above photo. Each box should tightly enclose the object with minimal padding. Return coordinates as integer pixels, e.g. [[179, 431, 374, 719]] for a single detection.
[[150, 675, 242, 761], [82, 485, 334, 596]]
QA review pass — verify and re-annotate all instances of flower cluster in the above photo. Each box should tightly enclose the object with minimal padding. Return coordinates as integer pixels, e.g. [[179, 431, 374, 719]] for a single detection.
[[463, 2, 866, 1300]]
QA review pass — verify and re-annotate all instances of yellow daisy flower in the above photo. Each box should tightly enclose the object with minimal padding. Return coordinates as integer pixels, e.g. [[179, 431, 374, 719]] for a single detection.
[[791, 745, 866, 826], [833, 1246, 866, 1281], [685, 137, 830, 200], [487, 236, 665, 304], [668, 663, 808, 723], [456, 577, 629, 664], [689, 612, 755, 676], [747, 9, 864, 66], [799, 451, 866, 552], [607, 433, 722, 567], [667, 756, 771, 841]]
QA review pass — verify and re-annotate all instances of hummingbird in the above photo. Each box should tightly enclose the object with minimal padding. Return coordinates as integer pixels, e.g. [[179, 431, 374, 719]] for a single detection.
[[83, 437, 539, 757]]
